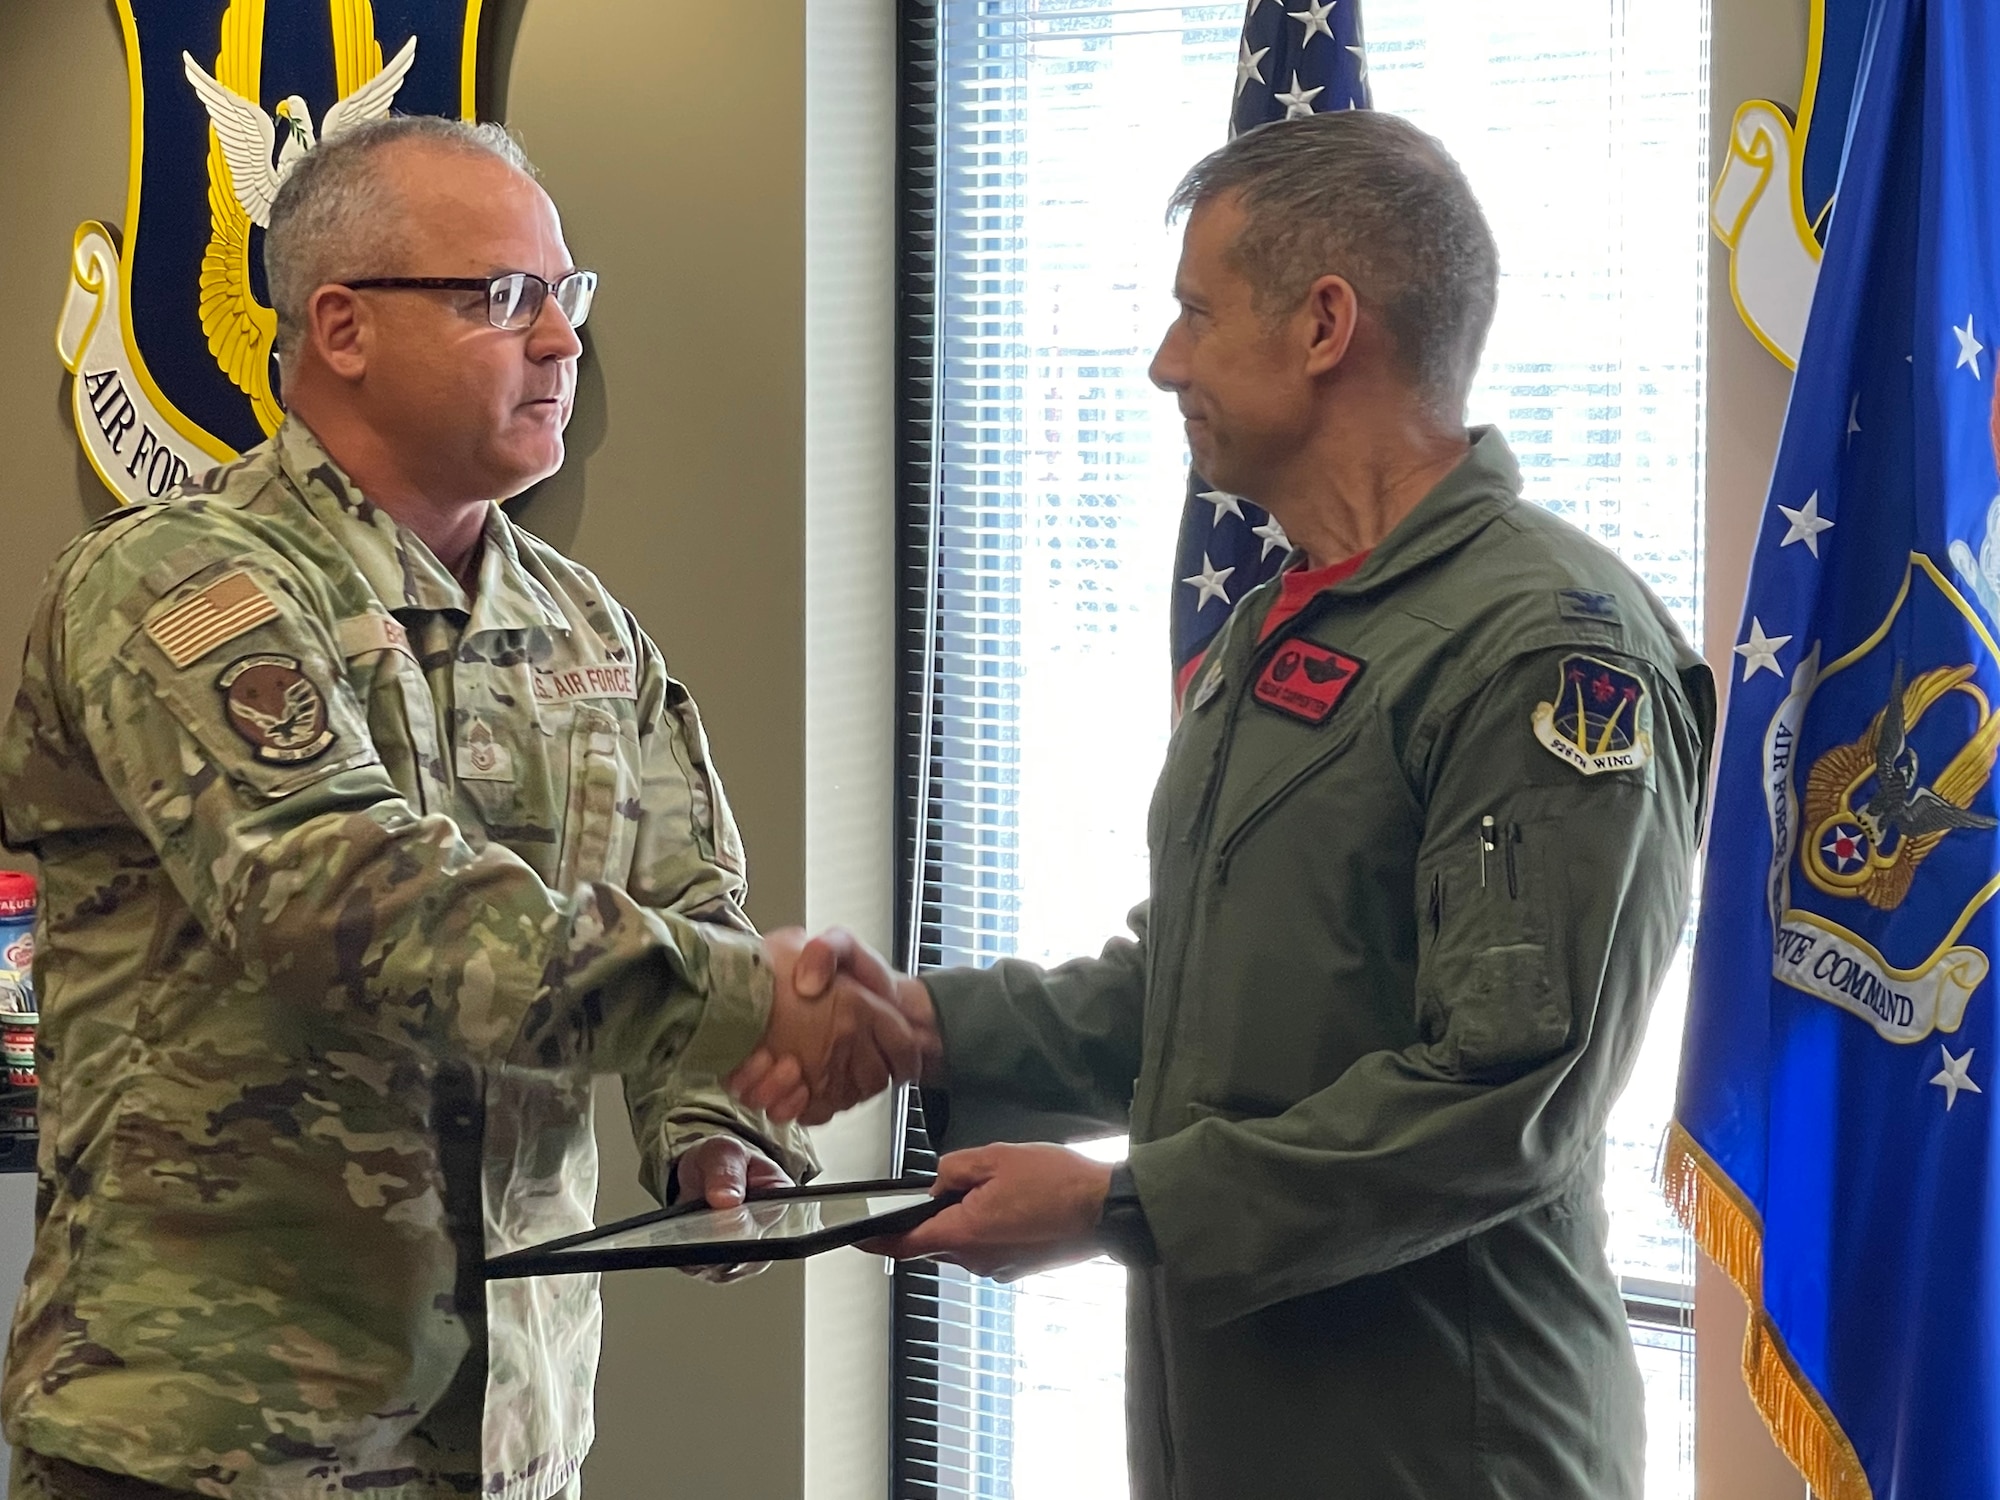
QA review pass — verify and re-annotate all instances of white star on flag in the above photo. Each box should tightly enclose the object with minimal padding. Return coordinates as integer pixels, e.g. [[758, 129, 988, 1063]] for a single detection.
[[1932, 1045, 1982, 1110], [1274, 72, 1325, 118], [1236, 38, 1272, 97], [1734, 618, 1792, 680], [1253, 514, 1291, 559], [1199, 489, 1246, 524], [1777, 491, 1834, 556], [1956, 316, 1984, 379], [1345, 43, 1368, 81], [1183, 554, 1236, 610], [1846, 394, 1861, 444], [1287, 0, 1336, 46]]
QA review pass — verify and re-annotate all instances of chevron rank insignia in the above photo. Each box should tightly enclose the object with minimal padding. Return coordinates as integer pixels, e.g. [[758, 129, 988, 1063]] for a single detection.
[[146, 570, 280, 667]]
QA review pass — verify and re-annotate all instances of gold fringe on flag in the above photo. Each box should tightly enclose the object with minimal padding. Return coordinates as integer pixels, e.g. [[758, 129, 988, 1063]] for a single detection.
[[1662, 1122, 1874, 1500]]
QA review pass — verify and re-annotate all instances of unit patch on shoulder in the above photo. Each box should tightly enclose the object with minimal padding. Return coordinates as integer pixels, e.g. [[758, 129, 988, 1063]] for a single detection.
[[1533, 653, 1652, 775], [1556, 588, 1621, 625], [217, 654, 335, 764], [146, 570, 280, 668], [1253, 641, 1364, 725]]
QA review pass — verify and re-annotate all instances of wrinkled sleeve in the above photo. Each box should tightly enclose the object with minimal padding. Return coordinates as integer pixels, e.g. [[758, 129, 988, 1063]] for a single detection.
[[921, 905, 1150, 1148], [1126, 646, 1714, 1328], [617, 631, 817, 1199], [41, 537, 772, 1089]]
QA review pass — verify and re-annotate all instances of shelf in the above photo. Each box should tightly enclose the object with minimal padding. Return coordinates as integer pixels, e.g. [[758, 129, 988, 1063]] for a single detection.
[[0, 1082, 37, 1174], [0, 1129, 35, 1175]]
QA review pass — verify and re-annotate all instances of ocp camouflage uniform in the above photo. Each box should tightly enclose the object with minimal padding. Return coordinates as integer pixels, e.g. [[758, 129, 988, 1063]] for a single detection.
[[0, 418, 814, 1500]]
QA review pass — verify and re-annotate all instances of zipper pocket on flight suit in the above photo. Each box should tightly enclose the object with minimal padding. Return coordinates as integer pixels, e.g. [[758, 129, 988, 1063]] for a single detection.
[[1212, 716, 1369, 884]]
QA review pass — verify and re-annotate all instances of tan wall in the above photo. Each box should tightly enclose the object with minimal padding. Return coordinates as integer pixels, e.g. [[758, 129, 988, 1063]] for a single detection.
[[0, 0, 894, 1496], [0, 10, 132, 1492], [1697, 0, 1814, 1495], [0, 4, 130, 680]]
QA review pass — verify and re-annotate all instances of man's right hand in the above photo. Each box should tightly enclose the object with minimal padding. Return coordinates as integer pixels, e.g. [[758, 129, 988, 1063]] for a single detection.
[[727, 927, 928, 1125], [728, 928, 942, 1123]]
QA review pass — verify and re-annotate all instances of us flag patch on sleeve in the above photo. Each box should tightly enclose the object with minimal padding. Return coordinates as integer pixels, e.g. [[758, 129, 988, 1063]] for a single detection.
[[145, 571, 280, 668]]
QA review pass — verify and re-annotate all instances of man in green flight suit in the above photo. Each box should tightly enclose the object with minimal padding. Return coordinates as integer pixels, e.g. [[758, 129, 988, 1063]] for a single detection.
[[0, 118, 918, 1500], [739, 112, 1716, 1497]]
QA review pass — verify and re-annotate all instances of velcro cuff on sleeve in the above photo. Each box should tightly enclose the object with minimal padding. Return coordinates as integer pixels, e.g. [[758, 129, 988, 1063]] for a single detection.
[[673, 924, 774, 1078]]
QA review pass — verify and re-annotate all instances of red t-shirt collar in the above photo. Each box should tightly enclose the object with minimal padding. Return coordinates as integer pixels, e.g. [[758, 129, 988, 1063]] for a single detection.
[[1258, 550, 1371, 642]]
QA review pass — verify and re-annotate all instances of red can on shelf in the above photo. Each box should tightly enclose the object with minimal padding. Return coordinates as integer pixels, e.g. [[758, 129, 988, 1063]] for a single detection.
[[0, 872, 37, 1111]]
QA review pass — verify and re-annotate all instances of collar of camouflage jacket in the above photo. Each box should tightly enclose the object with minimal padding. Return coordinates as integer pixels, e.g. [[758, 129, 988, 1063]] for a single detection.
[[272, 417, 572, 638]]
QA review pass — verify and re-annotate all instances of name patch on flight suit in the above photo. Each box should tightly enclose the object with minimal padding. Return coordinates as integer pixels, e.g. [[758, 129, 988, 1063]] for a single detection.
[[532, 664, 637, 704], [1532, 653, 1654, 775], [217, 653, 336, 764], [1253, 642, 1364, 724]]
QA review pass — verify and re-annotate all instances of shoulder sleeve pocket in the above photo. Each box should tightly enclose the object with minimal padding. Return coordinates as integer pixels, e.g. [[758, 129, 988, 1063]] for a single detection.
[[1415, 818, 1572, 1081], [114, 559, 380, 800]]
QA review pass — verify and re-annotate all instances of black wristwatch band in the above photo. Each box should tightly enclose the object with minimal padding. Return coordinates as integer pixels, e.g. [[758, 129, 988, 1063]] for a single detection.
[[1094, 1162, 1160, 1267]]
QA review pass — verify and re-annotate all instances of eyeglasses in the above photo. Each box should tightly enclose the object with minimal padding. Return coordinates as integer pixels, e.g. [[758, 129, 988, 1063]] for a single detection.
[[338, 270, 599, 331]]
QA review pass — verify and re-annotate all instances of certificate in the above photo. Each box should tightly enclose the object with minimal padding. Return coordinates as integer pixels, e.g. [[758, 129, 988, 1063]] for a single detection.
[[484, 1180, 949, 1279]]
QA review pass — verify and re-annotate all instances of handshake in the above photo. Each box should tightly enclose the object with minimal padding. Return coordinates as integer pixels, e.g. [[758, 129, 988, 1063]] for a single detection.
[[728, 928, 942, 1125]]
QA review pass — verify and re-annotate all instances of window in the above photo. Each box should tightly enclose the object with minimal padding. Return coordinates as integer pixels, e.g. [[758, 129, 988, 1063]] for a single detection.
[[893, 0, 1709, 1494]]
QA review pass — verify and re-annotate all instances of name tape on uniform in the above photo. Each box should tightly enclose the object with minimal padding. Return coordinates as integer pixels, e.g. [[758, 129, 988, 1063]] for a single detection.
[[533, 663, 637, 704], [336, 613, 415, 662]]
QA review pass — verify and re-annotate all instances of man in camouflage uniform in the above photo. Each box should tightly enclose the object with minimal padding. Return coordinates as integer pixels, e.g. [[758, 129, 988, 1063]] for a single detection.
[[0, 118, 915, 1500]]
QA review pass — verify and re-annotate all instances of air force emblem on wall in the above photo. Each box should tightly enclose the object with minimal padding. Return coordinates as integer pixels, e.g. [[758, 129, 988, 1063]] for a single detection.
[[55, 2, 487, 508], [1765, 557, 2000, 1044], [1532, 654, 1654, 776]]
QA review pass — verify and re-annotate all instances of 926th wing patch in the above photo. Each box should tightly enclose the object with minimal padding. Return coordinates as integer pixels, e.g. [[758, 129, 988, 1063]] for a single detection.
[[145, 570, 280, 667], [1533, 654, 1653, 775], [217, 654, 335, 764]]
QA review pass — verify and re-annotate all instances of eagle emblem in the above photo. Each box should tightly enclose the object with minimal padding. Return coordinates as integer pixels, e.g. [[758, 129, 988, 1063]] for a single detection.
[[1802, 660, 2000, 910], [180, 1, 417, 437], [53, 2, 482, 506], [217, 653, 335, 764]]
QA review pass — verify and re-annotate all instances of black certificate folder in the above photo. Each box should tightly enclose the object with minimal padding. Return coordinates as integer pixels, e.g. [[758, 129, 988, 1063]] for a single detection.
[[484, 1180, 949, 1279]]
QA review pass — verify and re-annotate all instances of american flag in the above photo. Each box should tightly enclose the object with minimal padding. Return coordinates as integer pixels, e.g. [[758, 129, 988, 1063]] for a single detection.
[[1171, 0, 1372, 697]]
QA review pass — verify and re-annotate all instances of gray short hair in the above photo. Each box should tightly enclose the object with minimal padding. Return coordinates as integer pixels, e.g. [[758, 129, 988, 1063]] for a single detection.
[[265, 116, 535, 357], [1168, 112, 1498, 419]]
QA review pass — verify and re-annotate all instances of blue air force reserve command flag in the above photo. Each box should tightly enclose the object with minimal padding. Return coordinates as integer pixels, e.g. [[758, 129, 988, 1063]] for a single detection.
[[54, 2, 485, 509], [1170, 0, 1370, 698], [1670, 0, 2000, 1494]]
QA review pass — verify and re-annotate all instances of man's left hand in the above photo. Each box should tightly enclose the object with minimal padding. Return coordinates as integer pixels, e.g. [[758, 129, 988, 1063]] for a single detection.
[[672, 1136, 796, 1283], [869, 1144, 1114, 1282]]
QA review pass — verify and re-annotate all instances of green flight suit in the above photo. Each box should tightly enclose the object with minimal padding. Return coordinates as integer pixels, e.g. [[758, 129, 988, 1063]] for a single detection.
[[0, 420, 811, 1500], [923, 428, 1715, 1499]]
